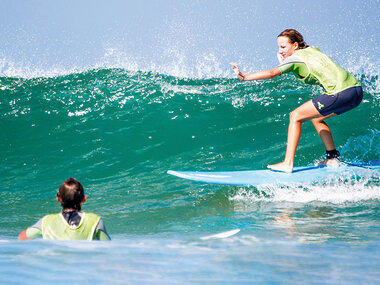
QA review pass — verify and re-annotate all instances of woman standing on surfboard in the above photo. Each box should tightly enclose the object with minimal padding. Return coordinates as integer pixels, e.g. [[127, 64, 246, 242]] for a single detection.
[[230, 29, 362, 173]]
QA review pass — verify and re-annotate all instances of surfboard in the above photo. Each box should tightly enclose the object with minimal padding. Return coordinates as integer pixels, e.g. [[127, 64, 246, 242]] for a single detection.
[[167, 161, 380, 187], [200, 229, 240, 240]]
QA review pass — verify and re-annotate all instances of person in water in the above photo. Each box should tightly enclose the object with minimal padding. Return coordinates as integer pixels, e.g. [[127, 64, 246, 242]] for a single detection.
[[230, 29, 362, 173], [18, 178, 111, 241]]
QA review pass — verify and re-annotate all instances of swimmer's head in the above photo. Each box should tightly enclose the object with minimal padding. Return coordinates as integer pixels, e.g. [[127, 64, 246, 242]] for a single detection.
[[278, 29, 308, 50], [57, 178, 86, 211]]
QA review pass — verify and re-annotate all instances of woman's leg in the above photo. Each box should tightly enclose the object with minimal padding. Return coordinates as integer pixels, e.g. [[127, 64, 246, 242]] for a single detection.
[[267, 100, 324, 173], [311, 114, 336, 151], [311, 114, 340, 166]]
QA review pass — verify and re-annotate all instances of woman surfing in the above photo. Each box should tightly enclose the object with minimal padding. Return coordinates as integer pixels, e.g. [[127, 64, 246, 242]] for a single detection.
[[231, 29, 362, 173]]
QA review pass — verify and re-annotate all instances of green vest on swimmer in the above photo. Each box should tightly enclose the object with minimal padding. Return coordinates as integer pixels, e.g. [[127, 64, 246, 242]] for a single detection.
[[294, 47, 361, 95], [42, 212, 100, 240]]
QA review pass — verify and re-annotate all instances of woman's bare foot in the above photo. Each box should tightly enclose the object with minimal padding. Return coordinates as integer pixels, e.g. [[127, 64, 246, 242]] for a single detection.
[[314, 158, 340, 167], [267, 161, 293, 173]]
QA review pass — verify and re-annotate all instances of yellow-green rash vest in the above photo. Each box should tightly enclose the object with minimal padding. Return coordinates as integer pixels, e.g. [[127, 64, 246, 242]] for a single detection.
[[42, 212, 100, 240], [278, 47, 361, 95]]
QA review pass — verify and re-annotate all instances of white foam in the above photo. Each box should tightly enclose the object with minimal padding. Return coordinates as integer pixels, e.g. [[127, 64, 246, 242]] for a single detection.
[[230, 177, 380, 204]]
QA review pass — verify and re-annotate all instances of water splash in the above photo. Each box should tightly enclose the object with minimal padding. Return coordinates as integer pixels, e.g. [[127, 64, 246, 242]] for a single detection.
[[230, 176, 380, 204]]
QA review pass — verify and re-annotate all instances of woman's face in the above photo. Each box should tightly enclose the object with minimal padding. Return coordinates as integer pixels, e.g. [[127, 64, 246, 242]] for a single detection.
[[277, 36, 299, 59]]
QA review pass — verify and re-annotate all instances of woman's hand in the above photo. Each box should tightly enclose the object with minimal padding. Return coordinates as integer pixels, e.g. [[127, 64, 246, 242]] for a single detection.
[[230, 63, 281, 82], [230, 62, 245, 81], [277, 52, 285, 64]]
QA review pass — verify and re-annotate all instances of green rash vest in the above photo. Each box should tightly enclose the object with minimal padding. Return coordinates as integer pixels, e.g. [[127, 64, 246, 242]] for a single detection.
[[278, 47, 361, 95], [26, 212, 110, 241], [43, 212, 101, 240]]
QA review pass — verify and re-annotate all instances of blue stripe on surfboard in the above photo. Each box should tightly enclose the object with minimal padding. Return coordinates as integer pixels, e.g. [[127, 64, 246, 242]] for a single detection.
[[167, 161, 380, 187]]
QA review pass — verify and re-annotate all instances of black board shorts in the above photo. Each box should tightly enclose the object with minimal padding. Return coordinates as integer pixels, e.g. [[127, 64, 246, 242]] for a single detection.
[[312, 86, 363, 116]]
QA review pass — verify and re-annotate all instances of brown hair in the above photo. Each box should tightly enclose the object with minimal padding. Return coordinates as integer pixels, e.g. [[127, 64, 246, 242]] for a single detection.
[[57, 178, 85, 211], [278, 29, 308, 49]]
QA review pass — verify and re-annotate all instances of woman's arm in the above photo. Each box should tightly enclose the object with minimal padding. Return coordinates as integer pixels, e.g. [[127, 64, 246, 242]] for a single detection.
[[230, 63, 281, 81], [18, 227, 42, 240], [93, 229, 111, 241], [18, 218, 43, 240], [93, 218, 111, 241], [241, 68, 281, 81], [277, 52, 285, 64], [18, 230, 29, 240]]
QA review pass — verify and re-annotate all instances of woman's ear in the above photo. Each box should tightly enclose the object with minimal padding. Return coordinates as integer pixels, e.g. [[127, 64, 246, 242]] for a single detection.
[[56, 196, 62, 203], [294, 41, 299, 50], [82, 195, 87, 203]]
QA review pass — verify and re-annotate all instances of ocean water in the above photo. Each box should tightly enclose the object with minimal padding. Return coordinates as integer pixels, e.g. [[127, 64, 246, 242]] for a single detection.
[[0, 67, 379, 284], [1, 0, 380, 283]]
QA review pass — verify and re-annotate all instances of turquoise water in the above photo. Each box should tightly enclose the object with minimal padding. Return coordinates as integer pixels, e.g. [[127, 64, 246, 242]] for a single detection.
[[0, 69, 379, 283]]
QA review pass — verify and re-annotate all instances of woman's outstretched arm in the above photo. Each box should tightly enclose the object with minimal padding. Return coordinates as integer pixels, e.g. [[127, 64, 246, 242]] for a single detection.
[[241, 68, 281, 81], [230, 63, 281, 81]]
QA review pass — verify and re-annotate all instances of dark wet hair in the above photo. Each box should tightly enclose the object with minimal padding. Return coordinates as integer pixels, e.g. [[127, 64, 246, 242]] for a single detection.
[[278, 29, 308, 49], [57, 178, 85, 211]]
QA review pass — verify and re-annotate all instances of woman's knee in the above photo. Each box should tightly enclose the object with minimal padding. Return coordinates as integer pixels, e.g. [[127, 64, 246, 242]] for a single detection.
[[289, 110, 301, 123], [289, 100, 322, 123]]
